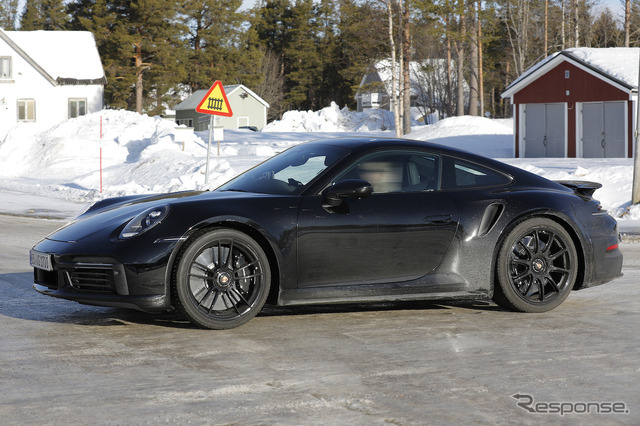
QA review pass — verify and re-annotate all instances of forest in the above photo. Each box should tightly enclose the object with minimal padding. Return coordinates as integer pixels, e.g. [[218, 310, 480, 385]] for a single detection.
[[1, 0, 639, 132]]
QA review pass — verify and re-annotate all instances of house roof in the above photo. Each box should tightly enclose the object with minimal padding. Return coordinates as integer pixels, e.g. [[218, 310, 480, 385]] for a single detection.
[[502, 47, 639, 99], [174, 89, 208, 110], [356, 58, 462, 99], [1, 29, 105, 84], [174, 84, 269, 111]]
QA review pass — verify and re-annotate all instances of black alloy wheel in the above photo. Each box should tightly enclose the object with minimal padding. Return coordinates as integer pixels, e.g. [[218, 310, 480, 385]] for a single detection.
[[172, 229, 270, 329], [493, 218, 577, 313]]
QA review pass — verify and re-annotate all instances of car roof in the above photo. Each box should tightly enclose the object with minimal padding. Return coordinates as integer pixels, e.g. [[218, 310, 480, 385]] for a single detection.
[[302, 137, 561, 190], [305, 137, 496, 165]]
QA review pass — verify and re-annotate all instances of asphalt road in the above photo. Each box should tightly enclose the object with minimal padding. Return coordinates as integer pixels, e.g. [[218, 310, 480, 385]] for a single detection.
[[1, 214, 638, 425]]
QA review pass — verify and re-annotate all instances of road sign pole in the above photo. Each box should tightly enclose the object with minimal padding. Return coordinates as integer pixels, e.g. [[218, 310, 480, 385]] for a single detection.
[[216, 117, 221, 157], [196, 80, 233, 182], [205, 115, 214, 184]]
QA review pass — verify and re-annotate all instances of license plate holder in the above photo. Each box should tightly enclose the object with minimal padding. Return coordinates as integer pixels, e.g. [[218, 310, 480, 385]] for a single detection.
[[30, 250, 53, 271]]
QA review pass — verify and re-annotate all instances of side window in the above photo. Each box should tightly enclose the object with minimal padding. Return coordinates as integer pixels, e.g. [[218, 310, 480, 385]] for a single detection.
[[442, 156, 511, 189], [333, 150, 440, 194], [0, 57, 11, 79], [69, 98, 87, 118], [17, 99, 35, 121]]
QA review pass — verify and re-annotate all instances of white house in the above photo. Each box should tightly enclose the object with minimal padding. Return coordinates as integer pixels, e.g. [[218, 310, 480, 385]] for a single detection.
[[355, 59, 465, 122], [0, 29, 106, 140]]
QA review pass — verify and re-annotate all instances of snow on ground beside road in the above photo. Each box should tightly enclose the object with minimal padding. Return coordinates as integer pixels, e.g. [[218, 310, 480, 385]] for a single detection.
[[0, 108, 639, 227], [409, 115, 514, 158]]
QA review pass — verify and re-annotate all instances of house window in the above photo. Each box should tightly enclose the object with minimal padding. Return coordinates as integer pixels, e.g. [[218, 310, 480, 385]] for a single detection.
[[0, 57, 11, 79], [176, 118, 193, 127], [69, 98, 87, 118], [17, 99, 35, 121]]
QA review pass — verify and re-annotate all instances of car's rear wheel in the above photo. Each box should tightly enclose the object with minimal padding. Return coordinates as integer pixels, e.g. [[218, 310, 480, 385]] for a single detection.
[[172, 229, 270, 329], [493, 218, 577, 313]]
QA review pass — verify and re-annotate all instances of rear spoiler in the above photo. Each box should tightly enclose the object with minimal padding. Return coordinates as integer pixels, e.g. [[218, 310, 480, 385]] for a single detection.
[[555, 180, 602, 198]]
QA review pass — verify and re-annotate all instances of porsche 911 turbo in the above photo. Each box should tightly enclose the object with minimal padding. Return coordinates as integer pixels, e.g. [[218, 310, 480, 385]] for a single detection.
[[30, 137, 623, 329]]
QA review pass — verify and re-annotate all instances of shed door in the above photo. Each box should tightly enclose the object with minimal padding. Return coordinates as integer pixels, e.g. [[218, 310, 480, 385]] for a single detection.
[[524, 104, 565, 157], [582, 102, 625, 158]]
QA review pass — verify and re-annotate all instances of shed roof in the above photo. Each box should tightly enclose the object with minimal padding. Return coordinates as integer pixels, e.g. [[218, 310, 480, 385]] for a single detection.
[[502, 47, 639, 99], [1, 29, 105, 84]]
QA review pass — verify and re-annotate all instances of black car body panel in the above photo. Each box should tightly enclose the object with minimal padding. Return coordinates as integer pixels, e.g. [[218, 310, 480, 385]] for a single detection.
[[31, 137, 623, 321]]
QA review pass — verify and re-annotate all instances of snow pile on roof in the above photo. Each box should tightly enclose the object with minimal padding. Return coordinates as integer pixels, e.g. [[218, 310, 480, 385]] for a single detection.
[[367, 59, 458, 98], [5, 30, 104, 80], [565, 47, 639, 87], [410, 116, 514, 158], [505, 47, 639, 93], [263, 101, 420, 132]]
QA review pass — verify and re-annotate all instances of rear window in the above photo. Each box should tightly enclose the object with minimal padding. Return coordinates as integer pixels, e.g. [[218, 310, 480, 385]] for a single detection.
[[442, 157, 511, 189]]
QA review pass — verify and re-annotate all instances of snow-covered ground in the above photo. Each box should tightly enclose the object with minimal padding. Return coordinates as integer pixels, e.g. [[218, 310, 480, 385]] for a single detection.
[[1, 105, 639, 234]]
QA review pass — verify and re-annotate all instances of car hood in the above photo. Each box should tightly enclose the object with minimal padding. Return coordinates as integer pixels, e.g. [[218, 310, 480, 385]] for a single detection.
[[44, 190, 270, 243]]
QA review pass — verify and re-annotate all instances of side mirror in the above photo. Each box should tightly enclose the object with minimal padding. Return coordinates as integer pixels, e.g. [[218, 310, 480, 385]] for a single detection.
[[322, 179, 373, 207]]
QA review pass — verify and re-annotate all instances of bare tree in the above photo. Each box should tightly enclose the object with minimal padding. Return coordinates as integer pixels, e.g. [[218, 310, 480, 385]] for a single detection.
[[561, 0, 566, 49], [455, 0, 466, 116], [544, 0, 549, 54], [445, 8, 453, 117], [469, 0, 479, 116], [625, 0, 631, 47], [477, 0, 484, 115], [402, 0, 411, 134], [503, 0, 530, 77], [573, 0, 579, 47], [254, 49, 287, 121], [381, 0, 402, 136]]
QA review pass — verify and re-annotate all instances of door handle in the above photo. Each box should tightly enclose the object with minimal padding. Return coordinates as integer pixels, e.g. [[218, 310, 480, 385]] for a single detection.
[[424, 214, 452, 224]]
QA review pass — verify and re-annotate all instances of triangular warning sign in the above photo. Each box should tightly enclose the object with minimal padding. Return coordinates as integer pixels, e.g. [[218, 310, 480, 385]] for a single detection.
[[196, 81, 233, 117]]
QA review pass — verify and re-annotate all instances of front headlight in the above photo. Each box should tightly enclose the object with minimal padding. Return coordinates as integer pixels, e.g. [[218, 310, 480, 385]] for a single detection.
[[119, 205, 169, 239]]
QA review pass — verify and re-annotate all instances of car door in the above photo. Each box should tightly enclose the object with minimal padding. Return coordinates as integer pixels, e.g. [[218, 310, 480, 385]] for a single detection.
[[296, 150, 459, 288]]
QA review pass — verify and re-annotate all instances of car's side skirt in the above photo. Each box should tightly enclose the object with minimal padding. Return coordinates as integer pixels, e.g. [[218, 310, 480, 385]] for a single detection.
[[277, 275, 489, 306]]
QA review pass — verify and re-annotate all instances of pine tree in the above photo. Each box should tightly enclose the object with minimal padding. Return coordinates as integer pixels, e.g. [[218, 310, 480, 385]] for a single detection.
[[181, 0, 246, 92], [69, 0, 186, 112], [284, 0, 322, 109], [0, 0, 19, 29], [335, 0, 389, 109], [20, 0, 69, 30]]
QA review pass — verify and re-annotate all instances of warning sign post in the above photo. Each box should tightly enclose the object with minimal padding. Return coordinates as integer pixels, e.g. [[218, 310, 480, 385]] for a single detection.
[[196, 81, 233, 183]]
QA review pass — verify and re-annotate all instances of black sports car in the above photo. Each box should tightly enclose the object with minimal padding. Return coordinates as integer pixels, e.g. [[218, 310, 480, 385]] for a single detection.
[[31, 137, 623, 329]]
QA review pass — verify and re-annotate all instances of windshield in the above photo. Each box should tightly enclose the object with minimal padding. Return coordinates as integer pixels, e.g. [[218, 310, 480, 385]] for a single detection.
[[218, 143, 349, 195]]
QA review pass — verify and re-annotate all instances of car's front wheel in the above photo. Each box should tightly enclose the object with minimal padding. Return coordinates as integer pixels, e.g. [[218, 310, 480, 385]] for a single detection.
[[172, 229, 270, 329], [493, 218, 577, 313]]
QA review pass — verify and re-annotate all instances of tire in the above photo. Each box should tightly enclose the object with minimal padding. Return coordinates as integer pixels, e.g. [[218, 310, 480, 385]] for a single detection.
[[493, 218, 577, 313], [172, 229, 271, 329]]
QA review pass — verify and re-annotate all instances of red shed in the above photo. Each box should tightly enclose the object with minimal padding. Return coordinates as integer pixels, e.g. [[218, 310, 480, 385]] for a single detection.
[[501, 48, 639, 158]]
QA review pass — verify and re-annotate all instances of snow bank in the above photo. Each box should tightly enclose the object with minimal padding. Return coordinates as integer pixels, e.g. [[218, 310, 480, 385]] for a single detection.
[[263, 101, 420, 132], [409, 116, 514, 158], [0, 110, 230, 202]]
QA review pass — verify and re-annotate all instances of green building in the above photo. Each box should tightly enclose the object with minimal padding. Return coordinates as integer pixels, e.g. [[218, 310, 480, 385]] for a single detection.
[[175, 84, 269, 131]]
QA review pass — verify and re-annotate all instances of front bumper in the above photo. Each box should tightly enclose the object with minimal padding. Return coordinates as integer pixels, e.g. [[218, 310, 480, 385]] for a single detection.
[[33, 255, 171, 312]]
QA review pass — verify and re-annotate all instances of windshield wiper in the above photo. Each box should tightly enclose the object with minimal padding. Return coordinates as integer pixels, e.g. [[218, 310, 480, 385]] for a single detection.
[[221, 188, 250, 193]]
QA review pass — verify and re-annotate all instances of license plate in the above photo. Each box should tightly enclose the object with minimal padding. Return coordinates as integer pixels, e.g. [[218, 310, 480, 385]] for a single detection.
[[30, 250, 53, 271]]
